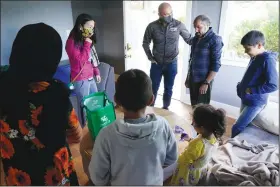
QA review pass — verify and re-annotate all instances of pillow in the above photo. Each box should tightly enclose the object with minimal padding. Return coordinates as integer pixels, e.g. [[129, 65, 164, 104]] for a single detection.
[[251, 101, 279, 135]]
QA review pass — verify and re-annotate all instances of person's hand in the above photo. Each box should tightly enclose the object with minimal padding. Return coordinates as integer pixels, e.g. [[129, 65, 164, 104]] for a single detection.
[[85, 37, 92, 43], [185, 75, 190, 88], [245, 88, 252, 94], [181, 132, 191, 141], [199, 84, 208, 95], [96, 75, 101, 83], [151, 60, 157, 64], [236, 82, 241, 97], [150, 58, 157, 64], [185, 81, 189, 88]]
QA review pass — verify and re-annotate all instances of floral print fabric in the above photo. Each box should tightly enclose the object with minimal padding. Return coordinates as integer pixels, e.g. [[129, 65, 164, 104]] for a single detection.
[[0, 80, 80, 186]]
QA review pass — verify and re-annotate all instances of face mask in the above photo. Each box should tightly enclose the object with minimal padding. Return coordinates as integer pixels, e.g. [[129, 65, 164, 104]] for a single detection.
[[82, 27, 93, 38], [160, 15, 172, 24]]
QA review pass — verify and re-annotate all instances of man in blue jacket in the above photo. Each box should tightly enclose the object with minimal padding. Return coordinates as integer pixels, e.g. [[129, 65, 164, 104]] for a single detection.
[[232, 30, 279, 137], [186, 15, 223, 107], [142, 2, 192, 110]]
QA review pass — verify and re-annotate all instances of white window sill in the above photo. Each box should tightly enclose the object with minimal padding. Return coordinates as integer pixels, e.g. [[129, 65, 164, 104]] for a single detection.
[[221, 58, 248, 68], [181, 95, 279, 119], [221, 58, 279, 72]]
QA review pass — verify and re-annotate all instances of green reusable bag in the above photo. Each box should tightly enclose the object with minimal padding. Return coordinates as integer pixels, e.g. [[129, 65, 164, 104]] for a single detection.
[[82, 92, 116, 139]]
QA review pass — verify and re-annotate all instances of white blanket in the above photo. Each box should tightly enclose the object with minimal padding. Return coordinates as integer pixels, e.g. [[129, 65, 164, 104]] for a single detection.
[[210, 138, 279, 186]]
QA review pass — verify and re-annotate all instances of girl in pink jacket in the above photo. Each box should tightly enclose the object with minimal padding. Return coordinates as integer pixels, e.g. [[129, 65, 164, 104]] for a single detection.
[[66, 13, 101, 127]]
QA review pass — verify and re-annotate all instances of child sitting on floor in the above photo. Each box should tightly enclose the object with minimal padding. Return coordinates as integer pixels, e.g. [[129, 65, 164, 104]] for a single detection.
[[88, 69, 178, 185], [169, 104, 226, 185]]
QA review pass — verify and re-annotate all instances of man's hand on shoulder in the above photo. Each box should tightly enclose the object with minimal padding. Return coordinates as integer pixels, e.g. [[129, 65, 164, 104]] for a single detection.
[[179, 22, 192, 45]]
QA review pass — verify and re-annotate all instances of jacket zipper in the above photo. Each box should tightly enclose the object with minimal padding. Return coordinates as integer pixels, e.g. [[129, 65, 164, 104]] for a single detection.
[[163, 25, 167, 63]]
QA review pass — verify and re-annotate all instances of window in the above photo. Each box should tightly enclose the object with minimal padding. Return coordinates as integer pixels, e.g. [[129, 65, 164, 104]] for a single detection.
[[219, 1, 279, 103], [219, 1, 279, 67], [129, 1, 144, 10]]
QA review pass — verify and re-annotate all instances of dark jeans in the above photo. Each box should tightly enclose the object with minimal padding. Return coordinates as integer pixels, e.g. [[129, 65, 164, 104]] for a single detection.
[[150, 60, 177, 108], [189, 76, 213, 107]]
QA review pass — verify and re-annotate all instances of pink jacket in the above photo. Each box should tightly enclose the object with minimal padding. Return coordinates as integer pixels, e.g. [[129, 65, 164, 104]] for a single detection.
[[65, 37, 100, 82]]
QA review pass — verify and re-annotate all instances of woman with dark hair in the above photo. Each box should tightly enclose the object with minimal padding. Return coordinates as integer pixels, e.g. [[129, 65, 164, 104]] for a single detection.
[[66, 13, 101, 128], [0, 23, 82, 185]]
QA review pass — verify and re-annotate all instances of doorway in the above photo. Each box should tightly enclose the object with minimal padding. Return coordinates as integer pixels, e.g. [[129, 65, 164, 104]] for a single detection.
[[123, 1, 192, 104]]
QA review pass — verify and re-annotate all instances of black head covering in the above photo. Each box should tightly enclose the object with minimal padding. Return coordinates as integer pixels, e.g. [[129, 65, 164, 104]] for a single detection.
[[0, 23, 62, 119]]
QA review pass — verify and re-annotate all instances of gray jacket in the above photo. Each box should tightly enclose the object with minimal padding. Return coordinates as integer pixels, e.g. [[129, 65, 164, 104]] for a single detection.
[[142, 18, 192, 64], [89, 114, 177, 185]]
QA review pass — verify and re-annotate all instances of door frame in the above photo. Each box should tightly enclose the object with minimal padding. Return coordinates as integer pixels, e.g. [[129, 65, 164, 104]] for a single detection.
[[179, 0, 193, 105], [123, 1, 150, 71], [122, 0, 130, 71], [123, 0, 193, 105]]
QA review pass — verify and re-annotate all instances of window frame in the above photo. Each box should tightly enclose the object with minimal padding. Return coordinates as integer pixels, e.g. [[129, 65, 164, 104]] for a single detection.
[[218, 1, 251, 67], [218, 1, 279, 103]]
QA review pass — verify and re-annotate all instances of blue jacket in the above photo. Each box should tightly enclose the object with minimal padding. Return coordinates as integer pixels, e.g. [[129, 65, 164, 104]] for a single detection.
[[189, 28, 223, 83], [237, 51, 279, 106]]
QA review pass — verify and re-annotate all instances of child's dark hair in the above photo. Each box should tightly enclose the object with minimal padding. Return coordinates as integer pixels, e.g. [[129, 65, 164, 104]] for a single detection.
[[192, 104, 226, 139], [115, 69, 153, 112], [241, 30, 265, 46]]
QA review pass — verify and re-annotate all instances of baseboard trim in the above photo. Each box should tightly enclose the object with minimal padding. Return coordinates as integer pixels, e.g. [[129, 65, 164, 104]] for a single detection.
[[179, 94, 240, 119]]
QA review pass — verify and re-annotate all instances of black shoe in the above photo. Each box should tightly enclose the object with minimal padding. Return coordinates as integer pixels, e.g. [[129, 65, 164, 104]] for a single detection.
[[162, 107, 169, 110]]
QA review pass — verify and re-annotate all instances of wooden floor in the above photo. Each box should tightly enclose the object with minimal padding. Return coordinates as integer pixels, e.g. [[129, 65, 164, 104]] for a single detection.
[[0, 97, 236, 186], [0, 78, 237, 185], [69, 96, 236, 185], [0, 95, 235, 186]]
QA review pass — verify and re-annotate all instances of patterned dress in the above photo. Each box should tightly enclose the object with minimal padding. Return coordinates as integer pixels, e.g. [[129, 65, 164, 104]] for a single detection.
[[170, 135, 218, 185], [0, 81, 80, 186]]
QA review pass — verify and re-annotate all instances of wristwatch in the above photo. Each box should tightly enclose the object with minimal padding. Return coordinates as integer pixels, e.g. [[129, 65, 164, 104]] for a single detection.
[[203, 80, 210, 86]]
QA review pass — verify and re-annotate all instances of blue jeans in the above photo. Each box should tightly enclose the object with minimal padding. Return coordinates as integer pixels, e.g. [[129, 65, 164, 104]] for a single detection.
[[74, 78, 98, 127], [150, 60, 177, 108], [231, 104, 265, 138]]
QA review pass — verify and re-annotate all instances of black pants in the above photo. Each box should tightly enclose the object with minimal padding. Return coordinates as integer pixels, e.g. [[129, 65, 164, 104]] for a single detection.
[[189, 78, 213, 107]]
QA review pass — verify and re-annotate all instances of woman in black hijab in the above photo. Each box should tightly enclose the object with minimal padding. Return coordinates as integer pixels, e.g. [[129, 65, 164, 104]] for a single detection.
[[0, 23, 82, 186]]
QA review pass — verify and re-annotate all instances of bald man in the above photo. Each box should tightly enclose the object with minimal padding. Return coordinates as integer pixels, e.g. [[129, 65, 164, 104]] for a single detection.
[[143, 3, 192, 110]]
